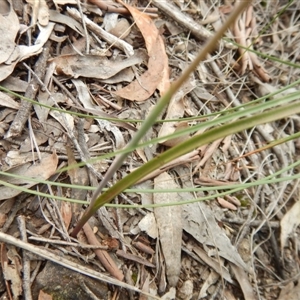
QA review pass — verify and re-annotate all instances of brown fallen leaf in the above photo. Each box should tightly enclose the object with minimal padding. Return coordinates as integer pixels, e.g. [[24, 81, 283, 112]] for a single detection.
[[51, 49, 147, 79], [38, 290, 53, 300], [217, 197, 238, 210], [114, 0, 169, 101]]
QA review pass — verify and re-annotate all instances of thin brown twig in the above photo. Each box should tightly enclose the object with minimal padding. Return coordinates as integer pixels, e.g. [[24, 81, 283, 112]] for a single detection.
[[5, 41, 51, 138], [17, 216, 33, 300], [88, 0, 158, 16]]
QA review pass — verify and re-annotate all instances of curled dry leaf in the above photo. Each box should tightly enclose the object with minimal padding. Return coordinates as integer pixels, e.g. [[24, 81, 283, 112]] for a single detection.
[[217, 197, 238, 210], [0, 22, 54, 81], [114, 0, 169, 101]]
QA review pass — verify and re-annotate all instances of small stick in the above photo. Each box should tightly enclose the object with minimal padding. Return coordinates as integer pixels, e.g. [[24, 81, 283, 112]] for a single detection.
[[5, 41, 51, 138], [88, 0, 158, 16], [0, 231, 159, 299], [17, 216, 33, 300]]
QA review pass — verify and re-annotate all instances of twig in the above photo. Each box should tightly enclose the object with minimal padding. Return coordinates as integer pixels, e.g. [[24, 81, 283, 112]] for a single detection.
[[151, 0, 236, 50], [17, 216, 33, 300], [0, 231, 160, 299], [67, 7, 134, 56], [5, 41, 51, 138], [1, 197, 27, 233], [76, 0, 90, 53], [88, 0, 158, 16], [222, 218, 279, 228], [28, 236, 108, 249]]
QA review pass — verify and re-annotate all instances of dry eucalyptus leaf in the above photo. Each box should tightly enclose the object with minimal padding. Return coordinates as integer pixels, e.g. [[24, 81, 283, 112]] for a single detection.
[[182, 200, 248, 271], [2, 257, 22, 298], [72, 79, 125, 149], [0, 22, 54, 81], [114, 1, 169, 101], [26, 0, 49, 26], [60, 201, 72, 230], [280, 200, 300, 250], [49, 9, 83, 35], [37, 0, 49, 26], [277, 282, 300, 300], [138, 213, 158, 239], [0, 152, 58, 200], [0, 91, 20, 109], [0, 0, 19, 64], [154, 172, 182, 287], [51, 49, 147, 79]]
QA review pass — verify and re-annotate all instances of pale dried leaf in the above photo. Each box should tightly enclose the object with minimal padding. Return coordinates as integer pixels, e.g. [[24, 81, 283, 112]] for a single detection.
[[38, 0, 49, 26], [277, 282, 300, 300], [4, 150, 39, 168], [0, 152, 58, 200], [52, 49, 146, 79], [0, 76, 28, 92], [49, 9, 83, 35], [0, 91, 20, 109], [0, 0, 19, 64], [280, 200, 300, 250], [138, 213, 158, 239], [3, 263, 22, 297], [0, 22, 54, 81], [182, 201, 248, 270], [50, 110, 74, 131], [72, 79, 125, 149], [154, 172, 182, 287]]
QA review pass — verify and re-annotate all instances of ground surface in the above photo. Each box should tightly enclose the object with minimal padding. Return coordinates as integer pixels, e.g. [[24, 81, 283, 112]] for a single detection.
[[0, 0, 300, 299]]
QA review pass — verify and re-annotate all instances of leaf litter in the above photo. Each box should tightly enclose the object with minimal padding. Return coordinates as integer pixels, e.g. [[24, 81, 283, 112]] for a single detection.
[[0, 0, 299, 299]]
